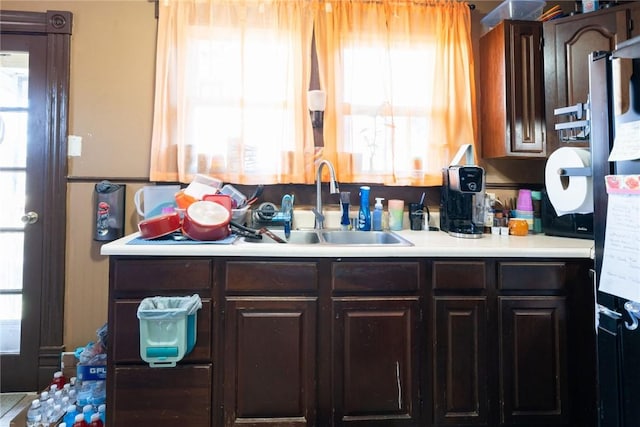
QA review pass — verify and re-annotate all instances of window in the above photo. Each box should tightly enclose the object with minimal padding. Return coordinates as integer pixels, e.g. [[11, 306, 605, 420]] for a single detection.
[[151, 0, 477, 186]]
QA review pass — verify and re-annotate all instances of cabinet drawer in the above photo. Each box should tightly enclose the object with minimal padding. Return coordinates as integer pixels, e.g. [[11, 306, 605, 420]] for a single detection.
[[110, 364, 212, 427], [332, 262, 420, 292], [111, 298, 212, 363], [225, 261, 318, 292], [432, 261, 486, 290], [498, 262, 566, 291], [112, 258, 212, 292]]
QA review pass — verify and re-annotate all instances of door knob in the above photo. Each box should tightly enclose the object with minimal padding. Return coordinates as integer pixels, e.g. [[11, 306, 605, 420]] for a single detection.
[[21, 211, 39, 225]]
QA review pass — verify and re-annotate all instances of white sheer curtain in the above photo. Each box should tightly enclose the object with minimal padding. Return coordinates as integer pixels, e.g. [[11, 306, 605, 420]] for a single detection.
[[150, 0, 315, 184]]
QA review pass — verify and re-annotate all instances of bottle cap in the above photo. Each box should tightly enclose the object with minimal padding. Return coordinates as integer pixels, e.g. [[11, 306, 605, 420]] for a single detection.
[[75, 413, 85, 422], [91, 413, 101, 421], [375, 198, 384, 208]]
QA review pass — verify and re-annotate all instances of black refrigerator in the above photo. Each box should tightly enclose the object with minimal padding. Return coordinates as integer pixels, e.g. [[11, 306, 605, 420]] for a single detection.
[[589, 36, 640, 427]]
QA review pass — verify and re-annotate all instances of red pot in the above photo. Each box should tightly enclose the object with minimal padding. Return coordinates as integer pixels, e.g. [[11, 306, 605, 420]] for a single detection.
[[182, 200, 231, 241], [138, 212, 181, 239]]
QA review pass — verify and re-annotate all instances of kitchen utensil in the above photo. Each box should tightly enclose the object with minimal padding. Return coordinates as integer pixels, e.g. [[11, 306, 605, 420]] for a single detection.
[[258, 227, 287, 243], [229, 221, 286, 243], [182, 200, 231, 241], [230, 221, 262, 239], [138, 212, 182, 239]]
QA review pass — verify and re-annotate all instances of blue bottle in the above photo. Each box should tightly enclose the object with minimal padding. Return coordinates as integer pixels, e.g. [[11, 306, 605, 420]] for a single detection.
[[357, 186, 371, 231]]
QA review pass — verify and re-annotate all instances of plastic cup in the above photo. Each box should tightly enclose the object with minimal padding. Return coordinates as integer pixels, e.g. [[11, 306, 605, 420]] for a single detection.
[[516, 189, 533, 211], [388, 199, 404, 231]]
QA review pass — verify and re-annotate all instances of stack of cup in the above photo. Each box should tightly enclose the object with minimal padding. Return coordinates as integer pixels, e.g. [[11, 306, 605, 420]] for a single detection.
[[516, 189, 534, 232]]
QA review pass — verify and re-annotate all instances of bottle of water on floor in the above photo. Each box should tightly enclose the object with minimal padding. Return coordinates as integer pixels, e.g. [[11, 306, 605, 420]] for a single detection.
[[63, 404, 80, 426], [26, 399, 43, 427], [72, 413, 88, 427], [89, 412, 104, 427]]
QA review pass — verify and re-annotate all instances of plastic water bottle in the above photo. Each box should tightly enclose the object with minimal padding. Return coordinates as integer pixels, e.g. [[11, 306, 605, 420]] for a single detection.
[[63, 404, 80, 426], [26, 399, 43, 427], [97, 403, 106, 424], [91, 380, 106, 406], [51, 370, 68, 389], [89, 412, 104, 427], [76, 382, 92, 408], [26, 413, 43, 427], [68, 388, 77, 405], [73, 413, 88, 427], [82, 404, 95, 423]]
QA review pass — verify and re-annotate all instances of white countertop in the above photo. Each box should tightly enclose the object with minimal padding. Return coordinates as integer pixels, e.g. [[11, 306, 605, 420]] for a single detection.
[[100, 229, 594, 259]]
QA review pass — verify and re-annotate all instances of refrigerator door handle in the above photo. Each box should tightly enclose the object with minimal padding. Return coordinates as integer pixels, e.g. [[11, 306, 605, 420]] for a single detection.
[[597, 303, 623, 320]]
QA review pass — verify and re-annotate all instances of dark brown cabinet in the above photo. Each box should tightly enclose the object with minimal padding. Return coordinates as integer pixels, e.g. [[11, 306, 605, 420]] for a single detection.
[[332, 297, 421, 426], [431, 260, 593, 427], [330, 261, 422, 426], [110, 364, 212, 426], [223, 297, 317, 426], [432, 261, 488, 426], [499, 296, 567, 425], [106, 256, 594, 427], [107, 257, 215, 427], [543, 3, 640, 151], [433, 297, 488, 426], [480, 20, 546, 158], [222, 260, 319, 427]]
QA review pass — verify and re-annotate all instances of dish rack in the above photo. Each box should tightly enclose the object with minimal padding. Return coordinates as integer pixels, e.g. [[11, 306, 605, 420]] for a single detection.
[[554, 96, 590, 142]]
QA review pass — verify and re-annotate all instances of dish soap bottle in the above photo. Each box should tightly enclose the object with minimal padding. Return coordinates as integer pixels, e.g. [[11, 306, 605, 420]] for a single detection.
[[357, 186, 371, 231], [372, 198, 384, 231]]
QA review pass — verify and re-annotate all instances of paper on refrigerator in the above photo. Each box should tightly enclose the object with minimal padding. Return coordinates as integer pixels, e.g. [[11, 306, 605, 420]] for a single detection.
[[608, 120, 640, 161], [599, 175, 640, 301]]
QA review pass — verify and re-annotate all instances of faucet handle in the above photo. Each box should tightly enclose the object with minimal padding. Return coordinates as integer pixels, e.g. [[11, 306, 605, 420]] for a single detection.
[[311, 207, 324, 222]]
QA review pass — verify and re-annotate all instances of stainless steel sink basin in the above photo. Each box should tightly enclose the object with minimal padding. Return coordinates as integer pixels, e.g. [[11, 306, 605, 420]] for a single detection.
[[242, 229, 413, 246], [243, 230, 321, 244], [320, 230, 413, 246]]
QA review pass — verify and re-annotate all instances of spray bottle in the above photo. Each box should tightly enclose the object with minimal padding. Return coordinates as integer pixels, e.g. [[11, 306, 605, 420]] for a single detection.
[[357, 186, 371, 231]]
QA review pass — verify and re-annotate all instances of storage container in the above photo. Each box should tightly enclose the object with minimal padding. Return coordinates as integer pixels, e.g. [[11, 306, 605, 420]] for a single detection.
[[481, 0, 546, 31], [137, 294, 202, 367]]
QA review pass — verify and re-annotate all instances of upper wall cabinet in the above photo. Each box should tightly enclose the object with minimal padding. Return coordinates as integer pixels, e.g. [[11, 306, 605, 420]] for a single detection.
[[480, 20, 546, 159], [543, 3, 640, 152]]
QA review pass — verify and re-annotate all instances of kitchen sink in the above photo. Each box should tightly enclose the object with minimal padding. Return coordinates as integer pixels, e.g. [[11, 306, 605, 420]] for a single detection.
[[243, 230, 321, 244], [242, 229, 412, 246], [320, 230, 413, 246]]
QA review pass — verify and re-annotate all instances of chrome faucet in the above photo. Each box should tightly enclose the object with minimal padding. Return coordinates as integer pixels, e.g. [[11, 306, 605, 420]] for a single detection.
[[313, 160, 340, 229]]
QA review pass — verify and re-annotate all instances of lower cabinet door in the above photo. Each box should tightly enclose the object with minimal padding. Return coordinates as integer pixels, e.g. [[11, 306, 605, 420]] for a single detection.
[[109, 364, 212, 427], [433, 297, 488, 426], [223, 297, 317, 426], [332, 297, 421, 426], [499, 296, 568, 426]]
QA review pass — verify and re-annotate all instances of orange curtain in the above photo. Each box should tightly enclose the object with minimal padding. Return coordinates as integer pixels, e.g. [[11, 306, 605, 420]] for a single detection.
[[150, 0, 315, 184], [314, 0, 478, 186]]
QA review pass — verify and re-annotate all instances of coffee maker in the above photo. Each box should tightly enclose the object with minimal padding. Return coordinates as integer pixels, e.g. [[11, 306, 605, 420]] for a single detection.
[[440, 144, 485, 238]]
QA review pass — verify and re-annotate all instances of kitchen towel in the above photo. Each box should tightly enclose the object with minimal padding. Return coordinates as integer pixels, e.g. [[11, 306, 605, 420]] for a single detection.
[[545, 147, 594, 216]]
